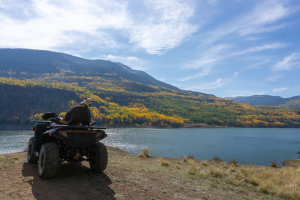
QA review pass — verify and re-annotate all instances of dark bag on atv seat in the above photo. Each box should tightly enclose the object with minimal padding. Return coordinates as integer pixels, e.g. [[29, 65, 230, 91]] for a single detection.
[[64, 105, 91, 126]]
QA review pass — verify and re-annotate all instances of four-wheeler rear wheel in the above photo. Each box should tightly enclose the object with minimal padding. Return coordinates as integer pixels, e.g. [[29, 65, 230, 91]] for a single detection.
[[38, 143, 60, 179], [89, 142, 108, 173], [27, 137, 38, 163]]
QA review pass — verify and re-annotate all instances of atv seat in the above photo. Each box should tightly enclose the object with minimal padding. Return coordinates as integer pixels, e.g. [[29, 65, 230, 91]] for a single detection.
[[62, 105, 91, 126]]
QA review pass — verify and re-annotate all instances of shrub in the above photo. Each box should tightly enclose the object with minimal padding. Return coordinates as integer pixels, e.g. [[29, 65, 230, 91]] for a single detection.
[[175, 164, 180, 169], [201, 161, 208, 166], [137, 146, 151, 158], [187, 154, 194, 160], [228, 159, 238, 166], [213, 156, 223, 162], [183, 156, 188, 162], [188, 159, 195, 164], [270, 160, 280, 168], [188, 165, 197, 175], [210, 166, 225, 178], [0, 156, 5, 161], [161, 160, 171, 166]]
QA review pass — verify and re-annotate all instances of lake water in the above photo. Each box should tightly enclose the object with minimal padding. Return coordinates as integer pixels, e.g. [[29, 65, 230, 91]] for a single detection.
[[1, 128, 299, 166]]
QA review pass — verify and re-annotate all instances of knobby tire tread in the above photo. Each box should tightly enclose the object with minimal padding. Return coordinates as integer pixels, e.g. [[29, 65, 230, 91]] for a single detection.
[[39, 143, 59, 179], [90, 143, 108, 173], [27, 137, 38, 163]]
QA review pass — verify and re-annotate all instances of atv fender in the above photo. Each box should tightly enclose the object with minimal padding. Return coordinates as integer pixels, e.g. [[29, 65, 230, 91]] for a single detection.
[[41, 129, 58, 144]]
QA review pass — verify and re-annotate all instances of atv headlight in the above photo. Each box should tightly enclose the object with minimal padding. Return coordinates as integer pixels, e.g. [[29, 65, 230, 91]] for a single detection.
[[59, 132, 68, 138]]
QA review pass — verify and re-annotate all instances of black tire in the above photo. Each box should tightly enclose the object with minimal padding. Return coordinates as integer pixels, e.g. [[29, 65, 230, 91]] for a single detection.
[[27, 137, 38, 163], [38, 143, 60, 179], [89, 142, 108, 173]]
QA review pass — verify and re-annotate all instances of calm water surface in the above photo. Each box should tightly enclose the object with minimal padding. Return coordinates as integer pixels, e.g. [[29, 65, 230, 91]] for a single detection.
[[1, 128, 299, 166]]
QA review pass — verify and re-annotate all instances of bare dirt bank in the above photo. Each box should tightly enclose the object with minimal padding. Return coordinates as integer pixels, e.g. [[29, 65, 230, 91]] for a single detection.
[[0, 146, 293, 200]]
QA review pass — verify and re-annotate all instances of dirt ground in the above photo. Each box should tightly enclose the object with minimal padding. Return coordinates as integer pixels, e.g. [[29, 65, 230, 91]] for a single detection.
[[0, 146, 284, 200]]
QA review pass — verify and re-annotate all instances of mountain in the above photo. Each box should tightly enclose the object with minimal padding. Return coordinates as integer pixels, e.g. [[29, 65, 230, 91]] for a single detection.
[[225, 95, 300, 109], [1, 48, 300, 128], [0, 48, 178, 90]]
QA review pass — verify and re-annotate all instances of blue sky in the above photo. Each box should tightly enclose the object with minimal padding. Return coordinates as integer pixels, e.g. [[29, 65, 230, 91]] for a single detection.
[[1, 0, 300, 98]]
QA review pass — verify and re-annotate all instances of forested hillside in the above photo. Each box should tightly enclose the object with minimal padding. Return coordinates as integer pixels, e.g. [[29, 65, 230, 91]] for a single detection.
[[1, 76, 300, 128], [1, 48, 300, 128]]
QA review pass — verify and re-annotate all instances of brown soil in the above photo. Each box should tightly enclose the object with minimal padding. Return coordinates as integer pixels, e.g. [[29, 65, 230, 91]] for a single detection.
[[0, 147, 283, 200]]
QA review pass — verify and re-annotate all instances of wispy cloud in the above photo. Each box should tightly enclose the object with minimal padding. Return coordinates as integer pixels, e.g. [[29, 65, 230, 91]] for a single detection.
[[187, 72, 238, 90], [273, 87, 288, 92], [224, 91, 265, 98], [273, 53, 300, 71], [229, 43, 287, 57], [128, 0, 198, 54], [179, 42, 285, 81], [204, 0, 297, 44]]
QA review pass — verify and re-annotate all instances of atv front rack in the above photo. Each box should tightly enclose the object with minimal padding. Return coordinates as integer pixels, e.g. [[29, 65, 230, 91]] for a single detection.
[[50, 124, 106, 130]]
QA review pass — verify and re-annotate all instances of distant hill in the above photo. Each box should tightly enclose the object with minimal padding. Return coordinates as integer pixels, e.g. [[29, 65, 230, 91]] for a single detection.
[[225, 95, 300, 109], [0, 48, 178, 90]]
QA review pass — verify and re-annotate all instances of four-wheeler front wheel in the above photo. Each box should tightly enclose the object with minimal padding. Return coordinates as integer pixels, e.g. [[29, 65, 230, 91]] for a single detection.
[[27, 137, 38, 163], [89, 142, 108, 173], [38, 143, 60, 179]]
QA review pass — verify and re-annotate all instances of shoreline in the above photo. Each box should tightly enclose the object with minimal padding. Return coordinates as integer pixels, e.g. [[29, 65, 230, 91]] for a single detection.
[[0, 123, 228, 130], [1, 147, 300, 199]]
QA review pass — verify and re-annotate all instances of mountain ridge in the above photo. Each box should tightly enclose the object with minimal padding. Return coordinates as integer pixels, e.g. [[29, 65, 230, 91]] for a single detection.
[[0, 48, 178, 90], [225, 95, 300, 109]]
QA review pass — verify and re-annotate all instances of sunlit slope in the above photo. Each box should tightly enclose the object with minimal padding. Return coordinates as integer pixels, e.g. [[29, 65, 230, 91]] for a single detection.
[[1, 76, 300, 127]]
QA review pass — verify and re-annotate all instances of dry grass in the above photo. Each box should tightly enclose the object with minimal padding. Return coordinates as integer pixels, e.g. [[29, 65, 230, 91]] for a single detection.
[[137, 146, 151, 158], [201, 161, 208, 166], [209, 166, 226, 178], [233, 166, 300, 199], [0, 156, 16, 169], [187, 165, 197, 175], [182, 156, 188, 162], [161, 160, 171, 167]]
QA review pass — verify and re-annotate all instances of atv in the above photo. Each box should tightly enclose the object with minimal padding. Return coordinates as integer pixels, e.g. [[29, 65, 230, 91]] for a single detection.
[[27, 105, 108, 179]]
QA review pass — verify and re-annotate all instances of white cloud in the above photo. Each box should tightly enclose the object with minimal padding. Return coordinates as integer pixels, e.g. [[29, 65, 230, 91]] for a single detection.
[[128, 0, 198, 54], [103, 55, 140, 62], [273, 87, 288, 92], [0, 0, 129, 50], [273, 53, 300, 71], [180, 42, 284, 81], [224, 91, 265, 98], [229, 43, 287, 57], [187, 72, 238, 90], [204, 0, 297, 44], [0, 0, 198, 55]]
